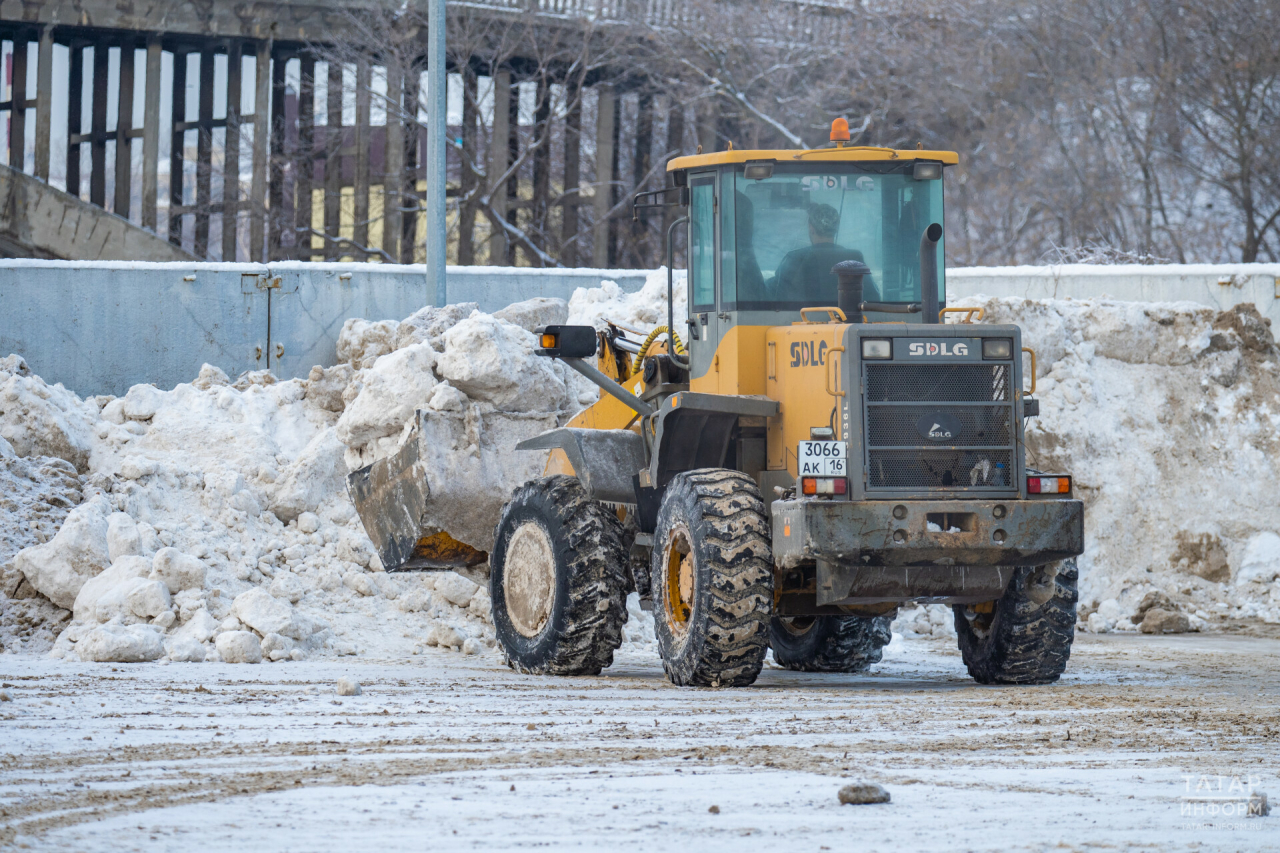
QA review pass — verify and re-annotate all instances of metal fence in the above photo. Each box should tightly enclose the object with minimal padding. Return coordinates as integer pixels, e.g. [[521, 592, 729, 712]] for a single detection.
[[0, 261, 649, 396]]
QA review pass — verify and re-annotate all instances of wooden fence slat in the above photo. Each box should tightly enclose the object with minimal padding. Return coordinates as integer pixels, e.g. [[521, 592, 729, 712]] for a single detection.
[[10, 36, 27, 170], [113, 39, 133, 218], [194, 49, 215, 256], [561, 81, 581, 267], [169, 49, 187, 245], [353, 59, 370, 259], [249, 40, 271, 261], [33, 27, 51, 180], [222, 39, 242, 261], [141, 37, 161, 230], [296, 56, 314, 260], [89, 39, 109, 206], [487, 68, 510, 265], [324, 59, 341, 260]]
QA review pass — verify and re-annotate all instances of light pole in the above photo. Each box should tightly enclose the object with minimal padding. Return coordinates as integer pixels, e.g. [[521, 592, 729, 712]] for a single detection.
[[426, 0, 447, 307]]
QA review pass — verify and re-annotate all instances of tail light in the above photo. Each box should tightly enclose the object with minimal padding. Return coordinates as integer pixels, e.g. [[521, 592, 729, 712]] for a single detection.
[[1027, 475, 1070, 494], [801, 477, 847, 496]]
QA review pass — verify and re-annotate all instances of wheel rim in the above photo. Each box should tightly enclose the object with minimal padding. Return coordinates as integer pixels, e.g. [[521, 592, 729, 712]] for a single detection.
[[776, 616, 816, 637], [504, 521, 556, 638], [664, 526, 695, 633]]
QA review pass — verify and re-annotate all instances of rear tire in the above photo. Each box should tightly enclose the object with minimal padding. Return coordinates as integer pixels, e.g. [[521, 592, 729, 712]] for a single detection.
[[491, 476, 628, 676], [651, 469, 772, 687], [953, 558, 1078, 684], [770, 614, 893, 673]]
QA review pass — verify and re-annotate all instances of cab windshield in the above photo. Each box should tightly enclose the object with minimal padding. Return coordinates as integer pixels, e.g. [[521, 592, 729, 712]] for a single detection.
[[718, 163, 944, 312]]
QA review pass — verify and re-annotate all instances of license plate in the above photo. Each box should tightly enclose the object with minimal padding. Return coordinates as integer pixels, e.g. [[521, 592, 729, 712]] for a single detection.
[[798, 441, 847, 476]]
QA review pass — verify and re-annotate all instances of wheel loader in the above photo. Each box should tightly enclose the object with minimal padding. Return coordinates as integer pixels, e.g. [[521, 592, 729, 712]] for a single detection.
[[349, 120, 1084, 687]]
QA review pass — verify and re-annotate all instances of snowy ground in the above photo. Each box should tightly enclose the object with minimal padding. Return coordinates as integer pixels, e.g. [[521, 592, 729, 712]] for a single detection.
[[3, 632, 1278, 852]]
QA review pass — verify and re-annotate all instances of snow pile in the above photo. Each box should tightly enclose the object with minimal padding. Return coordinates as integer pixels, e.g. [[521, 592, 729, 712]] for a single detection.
[[0, 285, 663, 664], [5, 270, 1277, 667], [0, 429, 83, 653], [952, 296, 1280, 630], [568, 268, 688, 333]]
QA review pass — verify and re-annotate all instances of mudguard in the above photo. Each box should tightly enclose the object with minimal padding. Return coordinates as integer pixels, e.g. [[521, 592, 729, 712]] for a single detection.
[[516, 428, 646, 504]]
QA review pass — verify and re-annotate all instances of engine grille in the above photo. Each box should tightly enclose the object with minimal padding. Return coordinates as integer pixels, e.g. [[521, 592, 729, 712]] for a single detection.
[[863, 363, 1016, 492]]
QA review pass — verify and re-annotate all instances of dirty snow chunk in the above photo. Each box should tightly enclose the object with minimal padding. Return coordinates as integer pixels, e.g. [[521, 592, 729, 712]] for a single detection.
[[0, 359, 95, 470], [336, 677, 362, 696], [398, 303, 479, 352], [436, 314, 568, 411], [426, 383, 467, 412], [297, 511, 321, 534], [78, 620, 165, 662], [121, 384, 164, 420], [261, 633, 296, 661], [1140, 608, 1192, 634], [167, 636, 208, 663], [493, 296, 569, 332], [0, 689, 11, 701], [94, 576, 153, 623], [397, 588, 432, 613], [232, 587, 300, 639], [118, 456, 158, 480], [14, 494, 111, 609], [426, 623, 466, 648], [72, 554, 152, 622], [468, 588, 492, 618], [336, 343, 438, 448], [1237, 532, 1280, 584], [150, 548, 206, 593], [343, 572, 376, 597], [337, 318, 400, 368], [216, 630, 263, 664], [191, 363, 230, 390], [173, 609, 219, 645], [436, 573, 480, 608], [270, 571, 306, 604], [126, 579, 171, 619], [838, 783, 891, 805], [106, 513, 142, 561], [270, 427, 347, 523], [304, 363, 354, 412]]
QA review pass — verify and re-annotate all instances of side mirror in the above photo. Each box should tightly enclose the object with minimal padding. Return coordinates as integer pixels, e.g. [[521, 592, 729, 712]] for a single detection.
[[534, 325, 599, 359]]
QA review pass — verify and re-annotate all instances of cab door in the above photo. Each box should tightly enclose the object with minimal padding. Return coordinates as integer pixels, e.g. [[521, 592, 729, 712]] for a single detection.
[[686, 172, 723, 381]]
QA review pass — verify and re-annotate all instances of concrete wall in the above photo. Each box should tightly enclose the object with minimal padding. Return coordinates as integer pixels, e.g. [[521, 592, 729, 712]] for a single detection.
[[5, 259, 1278, 399], [948, 263, 1280, 327], [0, 261, 650, 397], [0, 164, 197, 262]]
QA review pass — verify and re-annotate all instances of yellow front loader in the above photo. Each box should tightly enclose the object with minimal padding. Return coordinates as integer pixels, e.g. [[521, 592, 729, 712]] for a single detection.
[[352, 122, 1084, 687]]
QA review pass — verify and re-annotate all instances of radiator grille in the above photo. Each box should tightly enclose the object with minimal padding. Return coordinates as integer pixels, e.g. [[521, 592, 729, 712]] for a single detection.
[[865, 363, 1010, 403], [864, 362, 1016, 492]]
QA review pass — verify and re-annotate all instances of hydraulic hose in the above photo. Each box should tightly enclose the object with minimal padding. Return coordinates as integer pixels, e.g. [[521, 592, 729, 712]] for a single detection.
[[629, 325, 687, 379]]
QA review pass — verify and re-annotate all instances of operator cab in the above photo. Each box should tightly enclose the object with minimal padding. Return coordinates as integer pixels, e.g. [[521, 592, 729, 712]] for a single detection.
[[664, 123, 958, 384]]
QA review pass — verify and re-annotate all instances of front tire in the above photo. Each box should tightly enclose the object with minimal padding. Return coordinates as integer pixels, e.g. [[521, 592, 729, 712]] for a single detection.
[[953, 558, 1078, 684], [651, 469, 772, 687], [491, 476, 628, 676], [770, 614, 893, 673]]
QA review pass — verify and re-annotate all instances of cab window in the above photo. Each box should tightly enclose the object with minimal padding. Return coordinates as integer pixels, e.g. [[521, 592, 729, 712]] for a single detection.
[[689, 176, 716, 311]]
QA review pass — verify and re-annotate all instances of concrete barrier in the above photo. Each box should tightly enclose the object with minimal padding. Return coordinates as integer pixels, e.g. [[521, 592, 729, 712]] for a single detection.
[[947, 264, 1280, 327], [0, 261, 650, 397], [3, 260, 1277, 398]]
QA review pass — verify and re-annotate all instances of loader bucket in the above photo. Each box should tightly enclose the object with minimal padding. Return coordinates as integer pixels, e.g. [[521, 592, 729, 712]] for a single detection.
[[347, 430, 489, 575], [346, 408, 559, 581]]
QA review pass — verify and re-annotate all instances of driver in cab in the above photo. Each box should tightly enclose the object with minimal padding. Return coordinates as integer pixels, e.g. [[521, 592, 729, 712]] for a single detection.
[[771, 203, 875, 304]]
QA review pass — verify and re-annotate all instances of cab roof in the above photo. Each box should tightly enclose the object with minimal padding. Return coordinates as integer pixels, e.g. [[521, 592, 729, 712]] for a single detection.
[[667, 147, 960, 171]]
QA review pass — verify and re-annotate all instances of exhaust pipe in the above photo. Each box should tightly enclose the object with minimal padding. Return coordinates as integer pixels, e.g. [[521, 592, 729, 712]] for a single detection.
[[920, 222, 943, 324], [832, 259, 871, 322]]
